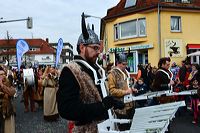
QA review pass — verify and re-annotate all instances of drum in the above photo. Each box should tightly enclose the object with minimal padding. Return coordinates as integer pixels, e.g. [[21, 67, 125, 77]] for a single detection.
[[23, 68, 35, 86]]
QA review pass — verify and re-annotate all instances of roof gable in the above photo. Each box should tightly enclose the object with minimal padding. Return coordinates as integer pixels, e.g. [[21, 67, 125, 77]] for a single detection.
[[104, 0, 200, 20]]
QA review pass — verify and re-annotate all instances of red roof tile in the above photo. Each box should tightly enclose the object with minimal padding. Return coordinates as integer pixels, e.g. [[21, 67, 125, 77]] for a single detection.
[[104, 0, 200, 20], [0, 38, 56, 55]]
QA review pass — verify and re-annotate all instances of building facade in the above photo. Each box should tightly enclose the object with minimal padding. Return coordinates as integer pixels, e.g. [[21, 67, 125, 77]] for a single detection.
[[49, 40, 73, 64], [0, 38, 72, 67], [101, 0, 200, 74]]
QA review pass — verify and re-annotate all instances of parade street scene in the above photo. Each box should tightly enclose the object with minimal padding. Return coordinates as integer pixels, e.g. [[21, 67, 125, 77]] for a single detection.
[[1, 0, 200, 133]]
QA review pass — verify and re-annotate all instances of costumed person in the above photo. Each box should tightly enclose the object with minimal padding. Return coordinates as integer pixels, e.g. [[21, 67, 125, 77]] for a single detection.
[[33, 67, 44, 109], [0, 66, 16, 133], [107, 53, 137, 131], [152, 57, 175, 104], [42, 66, 59, 121], [57, 12, 124, 133], [23, 68, 36, 112]]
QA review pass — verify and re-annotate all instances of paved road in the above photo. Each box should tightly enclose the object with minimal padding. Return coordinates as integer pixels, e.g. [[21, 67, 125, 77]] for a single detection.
[[170, 107, 200, 133], [14, 90, 200, 133], [15, 91, 67, 133]]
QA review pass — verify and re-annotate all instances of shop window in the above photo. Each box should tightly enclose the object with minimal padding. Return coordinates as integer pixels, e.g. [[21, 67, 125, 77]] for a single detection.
[[124, 0, 137, 8], [189, 49, 200, 64], [145, 53, 148, 64], [138, 54, 143, 64], [127, 51, 138, 73], [199, 56, 200, 64], [171, 16, 181, 32]]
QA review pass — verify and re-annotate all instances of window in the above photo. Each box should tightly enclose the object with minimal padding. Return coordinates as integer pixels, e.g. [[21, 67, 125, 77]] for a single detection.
[[124, 0, 137, 8], [114, 18, 146, 40], [173, 0, 181, 2], [182, 0, 190, 3], [189, 49, 200, 64], [121, 20, 137, 38], [114, 24, 119, 40], [171, 16, 181, 32], [138, 18, 146, 36], [164, 0, 173, 2], [30, 48, 39, 51]]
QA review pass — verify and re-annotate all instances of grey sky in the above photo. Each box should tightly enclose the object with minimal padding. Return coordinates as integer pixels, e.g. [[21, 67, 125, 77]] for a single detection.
[[0, 0, 119, 52]]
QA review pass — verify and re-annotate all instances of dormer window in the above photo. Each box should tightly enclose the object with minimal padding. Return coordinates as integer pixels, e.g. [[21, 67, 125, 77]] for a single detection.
[[182, 0, 190, 3], [124, 0, 137, 8]]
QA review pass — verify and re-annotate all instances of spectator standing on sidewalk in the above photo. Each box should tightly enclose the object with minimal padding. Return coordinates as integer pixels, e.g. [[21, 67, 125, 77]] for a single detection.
[[134, 78, 148, 107], [188, 64, 200, 124]]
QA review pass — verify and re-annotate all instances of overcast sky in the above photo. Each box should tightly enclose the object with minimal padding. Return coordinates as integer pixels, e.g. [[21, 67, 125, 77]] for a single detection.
[[0, 0, 119, 52]]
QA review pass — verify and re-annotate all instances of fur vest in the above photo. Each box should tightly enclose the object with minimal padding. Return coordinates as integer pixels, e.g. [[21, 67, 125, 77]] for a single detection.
[[67, 62, 102, 133], [0, 79, 15, 119], [107, 68, 134, 115]]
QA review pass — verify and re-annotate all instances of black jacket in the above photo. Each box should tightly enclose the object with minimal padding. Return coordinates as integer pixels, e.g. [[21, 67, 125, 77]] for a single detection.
[[152, 68, 171, 91], [56, 56, 108, 125]]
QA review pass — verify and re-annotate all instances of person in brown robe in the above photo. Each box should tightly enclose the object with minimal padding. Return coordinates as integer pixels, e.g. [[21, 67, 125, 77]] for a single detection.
[[0, 66, 16, 133]]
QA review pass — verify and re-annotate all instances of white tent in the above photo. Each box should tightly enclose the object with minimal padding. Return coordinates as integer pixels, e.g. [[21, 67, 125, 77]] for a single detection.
[[187, 51, 200, 57]]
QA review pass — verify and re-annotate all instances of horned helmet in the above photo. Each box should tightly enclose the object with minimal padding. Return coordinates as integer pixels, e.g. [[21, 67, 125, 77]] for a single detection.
[[77, 12, 100, 53]]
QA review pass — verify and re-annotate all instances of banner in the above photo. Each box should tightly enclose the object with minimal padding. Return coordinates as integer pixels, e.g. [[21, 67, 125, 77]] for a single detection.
[[55, 38, 64, 68], [16, 39, 30, 71]]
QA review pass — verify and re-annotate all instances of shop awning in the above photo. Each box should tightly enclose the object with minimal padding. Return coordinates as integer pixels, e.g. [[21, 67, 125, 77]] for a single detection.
[[187, 51, 200, 57], [187, 44, 200, 49]]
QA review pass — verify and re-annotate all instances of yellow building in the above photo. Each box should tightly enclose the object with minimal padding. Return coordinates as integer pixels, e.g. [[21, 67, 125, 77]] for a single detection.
[[101, 0, 200, 74]]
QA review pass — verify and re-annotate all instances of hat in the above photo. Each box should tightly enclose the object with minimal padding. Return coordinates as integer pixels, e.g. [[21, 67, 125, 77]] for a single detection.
[[77, 12, 100, 46], [116, 53, 127, 63]]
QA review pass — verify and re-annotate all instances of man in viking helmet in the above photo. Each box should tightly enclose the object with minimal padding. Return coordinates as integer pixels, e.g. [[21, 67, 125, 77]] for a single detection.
[[57, 12, 124, 133]]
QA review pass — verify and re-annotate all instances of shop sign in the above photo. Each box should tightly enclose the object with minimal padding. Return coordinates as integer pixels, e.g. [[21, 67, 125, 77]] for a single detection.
[[109, 44, 153, 53], [130, 44, 153, 50], [35, 54, 54, 63], [164, 39, 183, 57], [109, 47, 125, 52]]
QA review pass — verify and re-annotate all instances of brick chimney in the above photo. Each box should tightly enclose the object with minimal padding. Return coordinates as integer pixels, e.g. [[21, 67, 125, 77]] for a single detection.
[[46, 38, 49, 43]]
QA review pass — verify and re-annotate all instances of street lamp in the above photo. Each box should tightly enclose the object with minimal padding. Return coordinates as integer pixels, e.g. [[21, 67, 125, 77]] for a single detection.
[[83, 13, 108, 66], [0, 17, 33, 29], [0, 17, 33, 65], [83, 13, 105, 48], [84, 14, 102, 19]]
